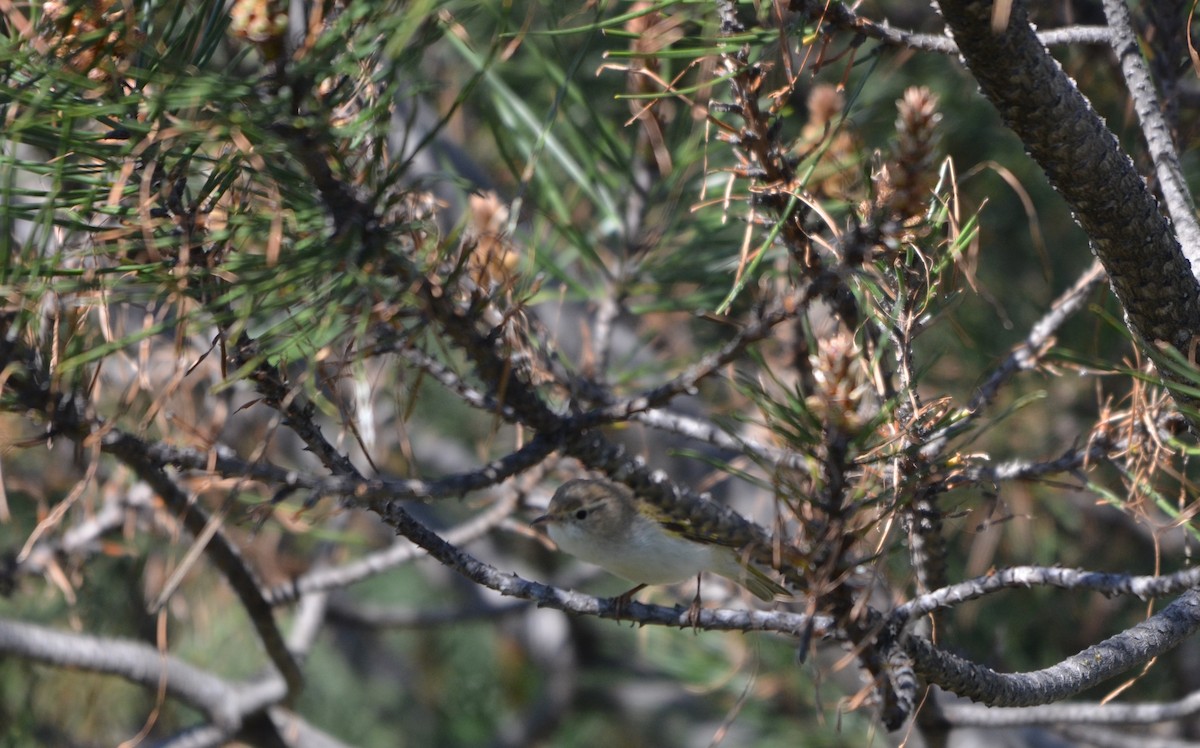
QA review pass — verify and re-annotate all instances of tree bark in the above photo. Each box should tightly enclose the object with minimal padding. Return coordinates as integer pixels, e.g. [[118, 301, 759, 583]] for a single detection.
[[937, 0, 1200, 357]]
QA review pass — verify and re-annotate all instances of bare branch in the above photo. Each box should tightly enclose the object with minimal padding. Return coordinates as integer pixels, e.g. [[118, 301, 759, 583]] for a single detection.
[[1102, 0, 1200, 271], [629, 407, 812, 472], [908, 589, 1200, 705], [578, 301, 800, 424], [921, 260, 1106, 460], [894, 565, 1200, 626], [935, 688, 1200, 726], [265, 488, 522, 605], [788, 1, 1112, 53], [0, 617, 285, 732], [104, 435, 306, 701]]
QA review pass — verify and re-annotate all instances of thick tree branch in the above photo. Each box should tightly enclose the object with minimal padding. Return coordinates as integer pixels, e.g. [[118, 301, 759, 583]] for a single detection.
[[937, 0, 1200, 405], [907, 589, 1200, 705]]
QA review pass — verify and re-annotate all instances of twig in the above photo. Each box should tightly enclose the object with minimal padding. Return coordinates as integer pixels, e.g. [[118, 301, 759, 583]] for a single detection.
[[935, 688, 1200, 726], [0, 617, 285, 732], [580, 302, 798, 423], [629, 407, 812, 471], [920, 261, 1105, 460], [1102, 0, 1200, 271], [907, 589, 1200, 705], [265, 488, 522, 605], [396, 344, 517, 421], [893, 565, 1200, 627], [791, 1, 1111, 54], [105, 436, 305, 702]]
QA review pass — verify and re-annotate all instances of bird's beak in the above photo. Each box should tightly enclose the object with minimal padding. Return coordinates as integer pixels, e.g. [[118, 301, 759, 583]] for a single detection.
[[530, 513, 550, 527]]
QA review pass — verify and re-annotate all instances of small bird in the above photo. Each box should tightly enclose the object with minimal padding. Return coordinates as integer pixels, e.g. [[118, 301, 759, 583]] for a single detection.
[[531, 478, 788, 602]]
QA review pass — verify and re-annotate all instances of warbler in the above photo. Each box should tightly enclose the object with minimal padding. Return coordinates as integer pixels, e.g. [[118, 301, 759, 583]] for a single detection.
[[531, 478, 788, 601]]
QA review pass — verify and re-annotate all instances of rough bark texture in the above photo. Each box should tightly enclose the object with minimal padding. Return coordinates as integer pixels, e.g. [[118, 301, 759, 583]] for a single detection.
[[938, 0, 1200, 353]]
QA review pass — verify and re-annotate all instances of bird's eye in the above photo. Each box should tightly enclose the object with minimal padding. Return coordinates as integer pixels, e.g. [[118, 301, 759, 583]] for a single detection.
[[574, 509, 588, 520]]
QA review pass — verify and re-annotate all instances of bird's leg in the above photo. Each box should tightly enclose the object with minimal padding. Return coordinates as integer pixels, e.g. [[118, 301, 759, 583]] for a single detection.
[[687, 573, 703, 632], [612, 583, 646, 625]]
